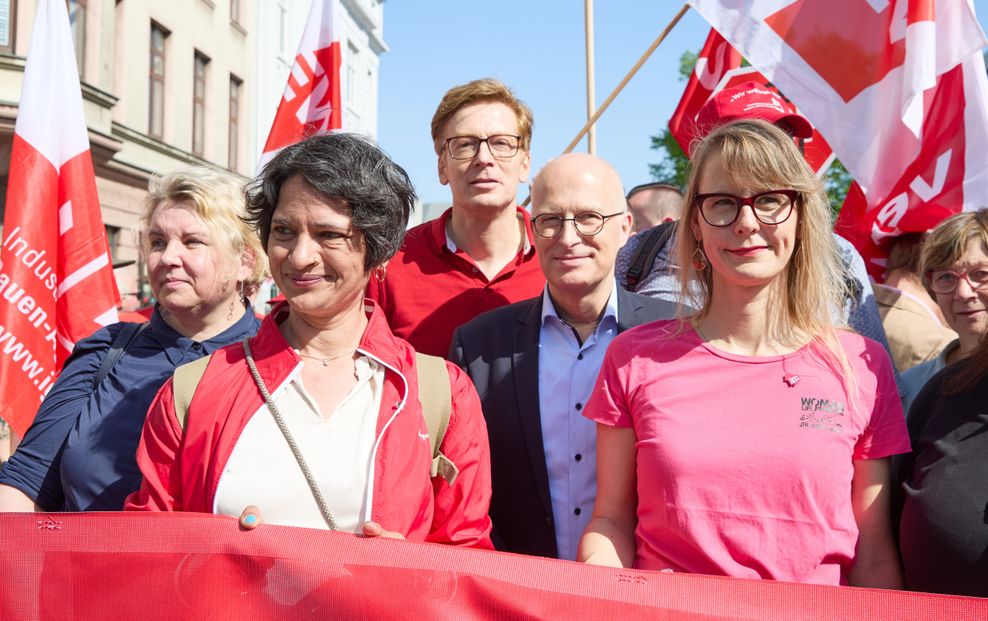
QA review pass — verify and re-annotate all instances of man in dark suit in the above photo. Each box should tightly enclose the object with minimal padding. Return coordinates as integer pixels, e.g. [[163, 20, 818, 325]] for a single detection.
[[449, 153, 676, 559]]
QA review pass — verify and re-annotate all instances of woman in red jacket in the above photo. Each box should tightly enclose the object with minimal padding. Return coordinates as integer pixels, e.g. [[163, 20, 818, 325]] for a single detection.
[[126, 133, 493, 548]]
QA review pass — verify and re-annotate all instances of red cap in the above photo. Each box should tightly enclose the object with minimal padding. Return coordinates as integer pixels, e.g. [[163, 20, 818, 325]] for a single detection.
[[694, 81, 814, 145]]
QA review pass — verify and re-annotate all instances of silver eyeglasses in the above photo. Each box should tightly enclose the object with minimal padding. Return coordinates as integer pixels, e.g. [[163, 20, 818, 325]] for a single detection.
[[531, 211, 624, 238]]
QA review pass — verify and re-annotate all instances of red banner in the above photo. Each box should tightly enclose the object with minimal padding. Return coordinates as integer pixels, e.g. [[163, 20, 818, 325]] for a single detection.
[[0, 0, 119, 436], [258, 0, 342, 170], [0, 513, 983, 620]]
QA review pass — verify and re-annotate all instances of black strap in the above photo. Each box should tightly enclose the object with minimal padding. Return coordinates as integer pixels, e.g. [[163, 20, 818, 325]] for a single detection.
[[625, 221, 676, 291], [93, 322, 149, 389]]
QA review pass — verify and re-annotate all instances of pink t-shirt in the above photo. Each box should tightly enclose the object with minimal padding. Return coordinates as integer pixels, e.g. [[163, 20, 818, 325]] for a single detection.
[[584, 319, 910, 584]]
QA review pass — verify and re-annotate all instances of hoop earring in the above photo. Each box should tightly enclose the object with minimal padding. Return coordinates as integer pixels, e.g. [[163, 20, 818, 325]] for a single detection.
[[691, 246, 708, 271], [373, 266, 386, 283]]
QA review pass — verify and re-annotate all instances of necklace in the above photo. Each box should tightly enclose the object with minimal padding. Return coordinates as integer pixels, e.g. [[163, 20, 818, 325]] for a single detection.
[[296, 350, 356, 367], [693, 321, 800, 387]]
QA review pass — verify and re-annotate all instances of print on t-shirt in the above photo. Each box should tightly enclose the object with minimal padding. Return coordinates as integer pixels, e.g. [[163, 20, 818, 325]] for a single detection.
[[798, 396, 846, 433]]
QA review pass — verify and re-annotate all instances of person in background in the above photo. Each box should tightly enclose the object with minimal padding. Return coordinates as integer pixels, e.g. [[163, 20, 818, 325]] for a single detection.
[[366, 78, 544, 357], [893, 215, 988, 595], [626, 182, 684, 233], [0, 168, 264, 511], [874, 233, 956, 373], [579, 120, 908, 587], [126, 134, 493, 549], [900, 210, 988, 412], [450, 154, 676, 559], [614, 83, 896, 373]]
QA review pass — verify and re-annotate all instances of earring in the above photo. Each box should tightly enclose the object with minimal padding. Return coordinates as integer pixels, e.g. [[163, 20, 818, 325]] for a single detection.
[[238, 280, 246, 300], [373, 266, 386, 282], [691, 246, 708, 271], [226, 297, 236, 321]]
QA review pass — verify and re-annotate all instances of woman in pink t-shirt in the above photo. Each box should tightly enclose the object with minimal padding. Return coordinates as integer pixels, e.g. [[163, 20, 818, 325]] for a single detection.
[[578, 120, 909, 587]]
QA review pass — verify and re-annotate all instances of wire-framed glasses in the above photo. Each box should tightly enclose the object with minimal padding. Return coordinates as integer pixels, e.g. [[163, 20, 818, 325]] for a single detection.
[[694, 189, 798, 227], [531, 211, 624, 238], [443, 134, 522, 160]]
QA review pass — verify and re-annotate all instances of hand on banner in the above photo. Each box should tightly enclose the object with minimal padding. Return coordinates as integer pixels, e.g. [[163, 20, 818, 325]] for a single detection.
[[237, 506, 405, 539], [238, 505, 264, 530], [360, 521, 406, 540]]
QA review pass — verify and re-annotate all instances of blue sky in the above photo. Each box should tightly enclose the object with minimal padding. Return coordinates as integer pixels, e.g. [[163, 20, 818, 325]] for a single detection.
[[375, 2, 988, 207]]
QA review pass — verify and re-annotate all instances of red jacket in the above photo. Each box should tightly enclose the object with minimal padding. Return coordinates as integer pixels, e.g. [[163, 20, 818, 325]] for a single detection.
[[126, 302, 494, 549]]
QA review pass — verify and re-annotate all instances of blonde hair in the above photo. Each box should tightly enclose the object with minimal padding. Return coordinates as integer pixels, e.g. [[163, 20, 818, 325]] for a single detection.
[[140, 167, 267, 293], [430, 78, 534, 154], [676, 120, 854, 390]]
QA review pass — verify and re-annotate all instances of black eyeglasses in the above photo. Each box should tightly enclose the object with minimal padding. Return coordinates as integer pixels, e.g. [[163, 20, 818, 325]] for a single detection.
[[925, 267, 988, 294], [693, 189, 798, 227], [443, 134, 522, 160], [531, 211, 624, 238]]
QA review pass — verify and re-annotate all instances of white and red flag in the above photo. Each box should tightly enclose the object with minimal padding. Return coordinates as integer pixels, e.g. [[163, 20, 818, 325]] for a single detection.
[[0, 0, 119, 436], [668, 28, 834, 175], [689, 0, 988, 278], [258, 0, 342, 170]]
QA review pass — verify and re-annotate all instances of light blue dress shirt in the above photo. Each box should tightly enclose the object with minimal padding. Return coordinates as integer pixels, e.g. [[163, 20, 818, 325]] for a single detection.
[[538, 284, 619, 561]]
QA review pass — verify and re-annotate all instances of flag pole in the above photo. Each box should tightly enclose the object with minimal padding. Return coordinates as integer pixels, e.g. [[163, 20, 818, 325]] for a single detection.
[[564, 3, 689, 154], [585, 0, 596, 155], [522, 3, 689, 206]]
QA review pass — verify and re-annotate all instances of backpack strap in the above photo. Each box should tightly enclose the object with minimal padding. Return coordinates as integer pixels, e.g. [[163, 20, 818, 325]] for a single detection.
[[414, 352, 457, 486], [93, 321, 149, 389], [624, 220, 676, 291], [172, 354, 213, 430]]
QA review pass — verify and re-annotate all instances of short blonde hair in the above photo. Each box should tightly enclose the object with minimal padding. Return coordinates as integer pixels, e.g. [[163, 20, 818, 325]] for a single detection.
[[676, 120, 853, 388], [430, 78, 534, 154], [140, 167, 267, 291]]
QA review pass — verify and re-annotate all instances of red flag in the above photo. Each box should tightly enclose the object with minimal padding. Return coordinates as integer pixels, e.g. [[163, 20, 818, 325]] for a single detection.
[[669, 28, 835, 175], [689, 0, 988, 279], [258, 0, 342, 170], [0, 0, 119, 436]]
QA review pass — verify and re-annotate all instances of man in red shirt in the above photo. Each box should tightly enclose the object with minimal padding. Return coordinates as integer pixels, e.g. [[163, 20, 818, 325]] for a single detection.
[[366, 78, 545, 356]]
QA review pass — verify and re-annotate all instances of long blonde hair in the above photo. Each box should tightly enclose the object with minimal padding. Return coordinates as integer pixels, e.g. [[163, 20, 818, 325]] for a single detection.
[[675, 120, 854, 390]]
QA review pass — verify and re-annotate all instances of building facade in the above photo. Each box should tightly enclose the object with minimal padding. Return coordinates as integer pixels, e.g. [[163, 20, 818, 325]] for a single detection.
[[0, 0, 384, 304]]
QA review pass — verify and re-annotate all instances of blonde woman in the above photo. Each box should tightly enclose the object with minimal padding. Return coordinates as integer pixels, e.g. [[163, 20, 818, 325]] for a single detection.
[[578, 120, 908, 587], [0, 168, 265, 511]]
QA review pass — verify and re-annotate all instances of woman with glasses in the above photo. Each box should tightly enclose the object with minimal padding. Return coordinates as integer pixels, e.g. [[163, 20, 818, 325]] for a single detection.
[[899, 210, 988, 412], [892, 209, 988, 596], [577, 120, 909, 587]]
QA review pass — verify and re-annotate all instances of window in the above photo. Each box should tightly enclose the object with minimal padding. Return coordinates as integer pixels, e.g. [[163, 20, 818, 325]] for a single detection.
[[229, 75, 242, 169], [149, 23, 168, 139], [278, 2, 287, 55], [346, 43, 359, 108], [192, 52, 209, 156], [67, 0, 87, 76], [104, 225, 121, 260], [0, 0, 16, 55]]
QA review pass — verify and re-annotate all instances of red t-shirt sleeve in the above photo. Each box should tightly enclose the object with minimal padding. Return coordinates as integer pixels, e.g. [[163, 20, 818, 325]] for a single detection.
[[852, 339, 911, 460], [583, 334, 635, 428]]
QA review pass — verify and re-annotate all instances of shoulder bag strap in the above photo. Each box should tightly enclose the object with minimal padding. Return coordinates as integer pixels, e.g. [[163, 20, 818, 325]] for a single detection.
[[414, 352, 458, 485]]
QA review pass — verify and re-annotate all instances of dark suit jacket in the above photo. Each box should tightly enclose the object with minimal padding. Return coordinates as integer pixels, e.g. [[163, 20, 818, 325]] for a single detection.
[[448, 286, 677, 558]]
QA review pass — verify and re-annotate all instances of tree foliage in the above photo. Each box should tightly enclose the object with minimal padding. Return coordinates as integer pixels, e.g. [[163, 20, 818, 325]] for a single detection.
[[648, 50, 852, 211]]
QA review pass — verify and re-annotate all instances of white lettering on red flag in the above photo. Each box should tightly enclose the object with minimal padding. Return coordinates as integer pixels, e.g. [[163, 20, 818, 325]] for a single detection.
[[0, 0, 119, 436], [689, 0, 988, 279], [668, 27, 834, 175], [258, 0, 342, 171]]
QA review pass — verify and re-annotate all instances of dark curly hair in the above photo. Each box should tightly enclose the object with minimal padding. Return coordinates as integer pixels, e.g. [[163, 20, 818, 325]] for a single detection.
[[244, 133, 415, 270]]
